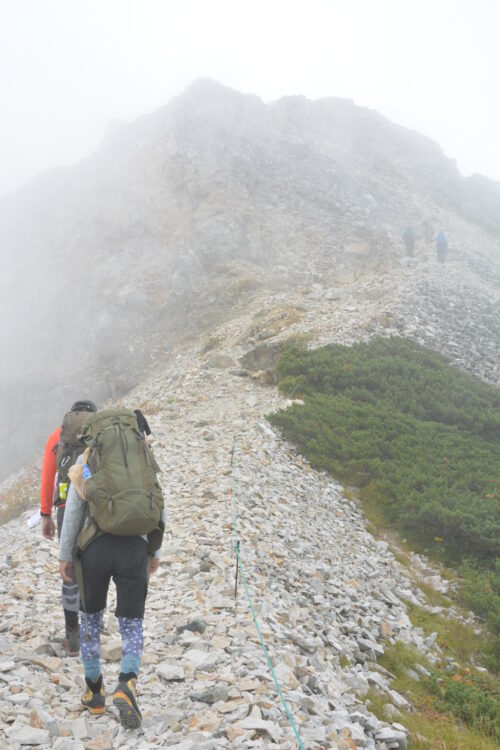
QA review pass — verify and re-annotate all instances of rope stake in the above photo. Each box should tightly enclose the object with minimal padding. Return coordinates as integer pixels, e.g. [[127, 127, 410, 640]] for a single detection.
[[234, 540, 240, 599], [232, 435, 306, 750]]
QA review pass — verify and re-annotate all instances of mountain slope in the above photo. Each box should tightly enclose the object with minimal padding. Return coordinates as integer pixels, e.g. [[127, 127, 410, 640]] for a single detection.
[[0, 194, 499, 746], [1, 79, 499, 480], [0, 286, 454, 750]]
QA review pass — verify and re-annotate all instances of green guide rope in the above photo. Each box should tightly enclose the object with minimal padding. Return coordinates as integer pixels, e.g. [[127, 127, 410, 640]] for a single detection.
[[232, 435, 306, 750]]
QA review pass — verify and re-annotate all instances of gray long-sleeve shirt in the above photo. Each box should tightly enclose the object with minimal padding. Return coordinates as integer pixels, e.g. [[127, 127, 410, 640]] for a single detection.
[[58, 454, 164, 561]]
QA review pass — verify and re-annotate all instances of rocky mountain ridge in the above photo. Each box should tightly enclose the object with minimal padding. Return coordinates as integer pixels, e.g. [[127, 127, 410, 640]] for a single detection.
[[1, 79, 500, 480], [0, 235, 499, 748], [0, 79, 499, 749]]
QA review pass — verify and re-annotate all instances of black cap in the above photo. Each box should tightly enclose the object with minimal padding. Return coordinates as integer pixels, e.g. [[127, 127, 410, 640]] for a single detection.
[[71, 400, 97, 413]]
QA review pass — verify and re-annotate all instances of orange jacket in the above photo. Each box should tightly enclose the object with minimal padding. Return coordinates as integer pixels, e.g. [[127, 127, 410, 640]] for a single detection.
[[40, 426, 61, 515]]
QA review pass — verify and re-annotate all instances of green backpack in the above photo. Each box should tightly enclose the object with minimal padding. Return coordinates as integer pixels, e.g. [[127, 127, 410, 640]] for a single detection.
[[80, 408, 164, 550]]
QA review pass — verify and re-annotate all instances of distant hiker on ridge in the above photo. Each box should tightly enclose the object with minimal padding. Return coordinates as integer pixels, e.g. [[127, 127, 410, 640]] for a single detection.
[[40, 400, 98, 656], [59, 407, 165, 730], [403, 225, 416, 257], [436, 231, 448, 263]]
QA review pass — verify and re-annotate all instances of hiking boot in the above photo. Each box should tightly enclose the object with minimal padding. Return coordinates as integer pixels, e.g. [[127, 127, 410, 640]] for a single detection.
[[63, 626, 80, 656], [81, 675, 105, 716], [113, 677, 142, 729]]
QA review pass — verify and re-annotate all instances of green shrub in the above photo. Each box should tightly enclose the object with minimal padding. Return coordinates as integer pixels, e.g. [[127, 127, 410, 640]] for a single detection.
[[268, 336, 500, 668], [366, 644, 500, 750], [461, 561, 500, 672], [426, 670, 500, 740]]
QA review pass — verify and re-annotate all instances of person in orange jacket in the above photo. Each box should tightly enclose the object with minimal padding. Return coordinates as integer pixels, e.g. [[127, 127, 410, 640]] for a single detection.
[[40, 400, 97, 655]]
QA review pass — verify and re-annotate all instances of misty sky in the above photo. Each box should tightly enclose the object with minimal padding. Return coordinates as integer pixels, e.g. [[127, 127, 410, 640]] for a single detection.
[[1, 0, 499, 197]]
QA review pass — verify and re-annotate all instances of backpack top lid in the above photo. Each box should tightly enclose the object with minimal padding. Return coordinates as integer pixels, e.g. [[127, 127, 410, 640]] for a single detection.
[[71, 400, 97, 414], [80, 408, 139, 443]]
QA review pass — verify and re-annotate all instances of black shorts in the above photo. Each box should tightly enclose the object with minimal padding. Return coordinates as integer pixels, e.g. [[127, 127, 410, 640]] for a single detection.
[[80, 534, 148, 618]]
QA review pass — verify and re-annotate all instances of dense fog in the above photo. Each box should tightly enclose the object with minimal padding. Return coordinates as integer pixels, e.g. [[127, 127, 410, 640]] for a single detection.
[[1, 80, 500, 480]]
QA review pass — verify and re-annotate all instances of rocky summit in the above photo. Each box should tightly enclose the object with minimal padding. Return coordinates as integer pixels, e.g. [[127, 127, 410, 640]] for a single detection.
[[0, 80, 499, 749]]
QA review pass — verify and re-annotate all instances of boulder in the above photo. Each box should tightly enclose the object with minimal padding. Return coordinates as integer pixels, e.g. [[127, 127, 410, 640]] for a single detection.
[[240, 341, 282, 371], [207, 354, 235, 369]]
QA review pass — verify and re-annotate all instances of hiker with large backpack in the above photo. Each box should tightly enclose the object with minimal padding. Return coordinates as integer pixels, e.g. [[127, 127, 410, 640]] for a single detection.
[[58, 407, 165, 729], [40, 399, 98, 656]]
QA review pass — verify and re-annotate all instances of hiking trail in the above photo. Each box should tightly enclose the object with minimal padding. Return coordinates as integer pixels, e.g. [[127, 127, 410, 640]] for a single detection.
[[1, 225, 499, 750]]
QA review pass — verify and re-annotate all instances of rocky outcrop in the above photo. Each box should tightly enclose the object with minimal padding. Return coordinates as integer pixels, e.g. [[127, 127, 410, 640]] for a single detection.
[[1, 79, 500, 479]]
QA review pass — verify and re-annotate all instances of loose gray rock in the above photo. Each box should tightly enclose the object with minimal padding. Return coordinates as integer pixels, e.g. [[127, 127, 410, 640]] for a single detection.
[[189, 685, 228, 704], [157, 663, 185, 682], [10, 725, 51, 745]]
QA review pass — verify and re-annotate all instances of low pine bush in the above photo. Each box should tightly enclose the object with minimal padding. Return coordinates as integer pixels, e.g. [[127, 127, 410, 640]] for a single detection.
[[426, 669, 500, 740], [269, 336, 500, 668]]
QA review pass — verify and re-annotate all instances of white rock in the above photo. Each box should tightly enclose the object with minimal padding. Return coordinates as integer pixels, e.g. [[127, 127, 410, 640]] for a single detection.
[[272, 662, 300, 689], [157, 663, 185, 681], [240, 717, 283, 743], [71, 716, 89, 740], [183, 648, 224, 671], [53, 739, 86, 750], [389, 689, 410, 709], [10, 725, 51, 745]]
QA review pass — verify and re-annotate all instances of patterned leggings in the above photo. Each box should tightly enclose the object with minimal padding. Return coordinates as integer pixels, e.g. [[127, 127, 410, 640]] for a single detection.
[[80, 610, 143, 681]]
